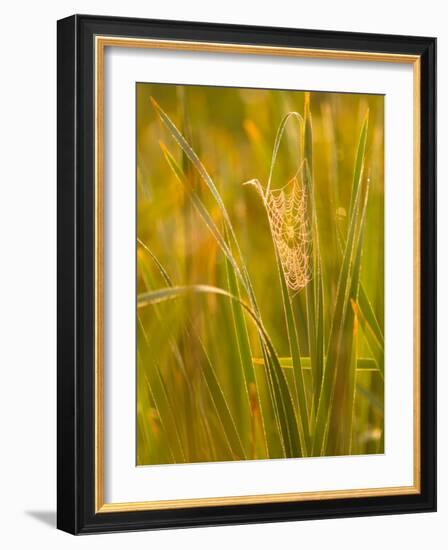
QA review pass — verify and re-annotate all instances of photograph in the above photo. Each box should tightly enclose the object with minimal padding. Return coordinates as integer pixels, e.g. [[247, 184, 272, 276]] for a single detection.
[[54, 14, 436, 534], [136, 83, 385, 466], [0, 1, 441, 546]]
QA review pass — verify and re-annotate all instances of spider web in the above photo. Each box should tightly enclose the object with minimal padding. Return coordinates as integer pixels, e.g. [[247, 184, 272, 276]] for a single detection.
[[265, 175, 313, 293]]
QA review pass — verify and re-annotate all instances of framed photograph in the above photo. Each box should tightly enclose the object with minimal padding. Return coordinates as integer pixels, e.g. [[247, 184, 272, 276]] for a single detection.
[[57, 14, 436, 534]]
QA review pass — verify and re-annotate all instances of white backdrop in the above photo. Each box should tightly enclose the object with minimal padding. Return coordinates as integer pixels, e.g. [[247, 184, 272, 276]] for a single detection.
[[0, 1, 444, 548], [105, 48, 414, 503]]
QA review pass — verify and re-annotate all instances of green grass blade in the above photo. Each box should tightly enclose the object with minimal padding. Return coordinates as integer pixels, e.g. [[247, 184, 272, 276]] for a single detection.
[[138, 244, 249, 460], [254, 356, 378, 371], [358, 286, 384, 349], [302, 95, 325, 423], [329, 238, 365, 456], [312, 113, 370, 456], [160, 141, 276, 455], [153, 98, 250, 292], [304, 259, 317, 416], [154, 100, 280, 441], [263, 350, 301, 457], [355, 380, 384, 416], [154, 107, 296, 454], [335, 110, 383, 373], [151, 99, 326, 458], [352, 298, 384, 379], [335, 225, 383, 360], [138, 237, 173, 287], [275, 248, 310, 455], [159, 142, 246, 287], [266, 111, 304, 196], [137, 316, 187, 462], [194, 335, 247, 460], [153, 99, 264, 324], [246, 109, 313, 454], [303, 93, 313, 174], [348, 111, 369, 218], [246, 168, 311, 454], [138, 284, 301, 457], [224, 228, 270, 458], [137, 246, 193, 388], [151, 97, 234, 233]]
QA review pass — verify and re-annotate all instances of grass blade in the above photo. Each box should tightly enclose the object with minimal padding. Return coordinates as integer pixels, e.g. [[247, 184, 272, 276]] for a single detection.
[[138, 284, 302, 457], [153, 96, 253, 303], [253, 356, 378, 372], [195, 335, 247, 460], [312, 113, 370, 456], [159, 142, 246, 289], [358, 286, 384, 348], [302, 94, 325, 423], [348, 111, 369, 218], [153, 102, 299, 456], [276, 248, 310, 455], [139, 244, 248, 461], [160, 140, 274, 456], [224, 227, 271, 458], [137, 316, 187, 462], [245, 109, 314, 455], [138, 237, 173, 287], [266, 111, 304, 196], [352, 298, 384, 379]]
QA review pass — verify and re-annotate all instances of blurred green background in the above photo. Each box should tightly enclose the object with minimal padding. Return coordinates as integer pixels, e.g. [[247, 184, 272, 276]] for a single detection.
[[136, 83, 384, 466]]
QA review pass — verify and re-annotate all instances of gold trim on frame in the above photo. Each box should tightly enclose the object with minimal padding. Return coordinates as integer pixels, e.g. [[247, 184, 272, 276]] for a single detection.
[[94, 36, 421, 513]]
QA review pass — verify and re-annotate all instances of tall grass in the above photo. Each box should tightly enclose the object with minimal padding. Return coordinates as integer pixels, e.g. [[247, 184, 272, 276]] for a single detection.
[[136, 85, 384, 465]]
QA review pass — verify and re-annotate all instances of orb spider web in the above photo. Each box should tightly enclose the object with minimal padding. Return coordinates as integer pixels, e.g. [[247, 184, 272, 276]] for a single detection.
[[245, 170, 313, 294]]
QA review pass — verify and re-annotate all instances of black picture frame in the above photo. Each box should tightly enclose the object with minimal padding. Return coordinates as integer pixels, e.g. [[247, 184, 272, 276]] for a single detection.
[[57, 14, 436, 534]]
